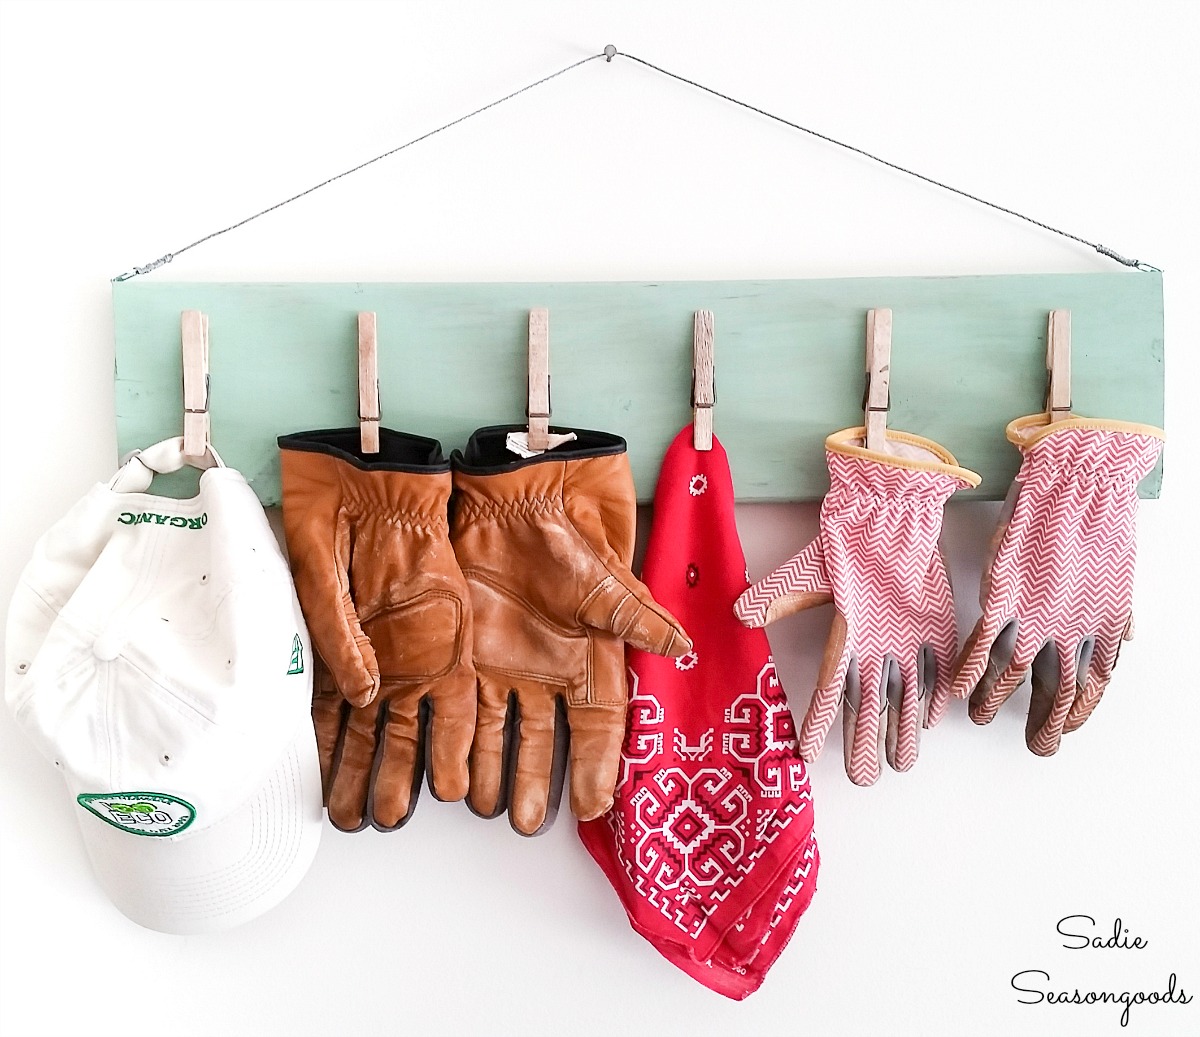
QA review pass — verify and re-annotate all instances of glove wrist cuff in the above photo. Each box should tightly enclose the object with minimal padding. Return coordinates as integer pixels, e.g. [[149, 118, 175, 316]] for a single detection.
[[452, 425, 627, 475], [825, 427, 981, 493], [1006, 413, 1165, 484], [1006, 413, 1165, 449], [1003, 415, 1161, 484], [277, 427, 449, 472], [279, 428, 452, 523]]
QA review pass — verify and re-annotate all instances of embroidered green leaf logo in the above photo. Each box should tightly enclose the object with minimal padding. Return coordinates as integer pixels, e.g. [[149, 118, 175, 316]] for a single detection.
[[78, 792, 195, 837], [287, 633, 304, 675], [107, 801, 155, 814]]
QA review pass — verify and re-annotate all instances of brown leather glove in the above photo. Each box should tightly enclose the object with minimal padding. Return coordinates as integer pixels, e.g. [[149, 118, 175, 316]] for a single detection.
[[279, 428, 475, 831], [450, 426, 692, 836]]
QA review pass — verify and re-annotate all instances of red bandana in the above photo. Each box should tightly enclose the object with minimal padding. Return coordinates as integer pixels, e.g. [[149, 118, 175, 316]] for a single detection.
[[579, 428, 819, 999]]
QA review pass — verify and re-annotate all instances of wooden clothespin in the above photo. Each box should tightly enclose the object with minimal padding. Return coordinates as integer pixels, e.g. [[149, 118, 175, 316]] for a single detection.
[[864, 308, 892, 453], [181, 310, 210, 458], [527, 308, 551, 451], [692, 310, 715, 451], [358, 312, 380, 454], [1046, 309, 1071, 423]]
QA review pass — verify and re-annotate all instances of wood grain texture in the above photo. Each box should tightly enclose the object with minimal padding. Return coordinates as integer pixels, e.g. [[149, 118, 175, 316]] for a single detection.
[[180, 309, 209, 458], [112, 274, 1166, 504], [864, 308, 892, 453], [526, 307, 550, 450], [1047, 309, 1072, 421], [358, 311, 379, 454], [692, 309, 714, 451]]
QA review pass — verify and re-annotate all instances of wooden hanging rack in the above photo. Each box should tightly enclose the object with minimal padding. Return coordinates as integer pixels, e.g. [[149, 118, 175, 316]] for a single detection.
[[118, 273, 1164, 506]]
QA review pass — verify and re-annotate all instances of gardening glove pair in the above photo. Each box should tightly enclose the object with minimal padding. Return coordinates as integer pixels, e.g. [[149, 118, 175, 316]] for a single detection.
[[281, 424, 691, 836], [735, 428, 979, 785], [933, 414, 1164, 755]]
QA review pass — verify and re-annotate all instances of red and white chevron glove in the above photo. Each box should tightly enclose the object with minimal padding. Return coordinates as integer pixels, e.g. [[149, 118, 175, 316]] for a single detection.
[[932, 414, 1164, 755], [734, 428, 979, 786]]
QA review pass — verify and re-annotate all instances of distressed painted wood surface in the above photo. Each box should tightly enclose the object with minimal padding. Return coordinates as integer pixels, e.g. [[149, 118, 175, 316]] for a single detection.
[[112, 273, 1165, 504]]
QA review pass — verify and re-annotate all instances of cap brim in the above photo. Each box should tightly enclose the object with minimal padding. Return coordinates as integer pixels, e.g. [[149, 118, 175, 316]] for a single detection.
[[69, 722, 323, 935]]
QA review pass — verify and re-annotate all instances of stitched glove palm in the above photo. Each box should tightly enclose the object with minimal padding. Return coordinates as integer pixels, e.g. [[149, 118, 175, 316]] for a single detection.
[[279, 429, 475, 831], [735, 428, 979, 785], [933, 414, 1164, 755], [450, 426, 692, 836]]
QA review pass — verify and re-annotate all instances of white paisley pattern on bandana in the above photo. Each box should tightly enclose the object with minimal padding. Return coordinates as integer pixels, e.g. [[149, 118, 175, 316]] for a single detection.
[[608, 660, 812, 942]]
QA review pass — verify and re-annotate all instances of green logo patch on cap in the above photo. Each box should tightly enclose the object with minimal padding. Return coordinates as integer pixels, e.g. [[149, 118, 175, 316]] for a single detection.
[[287, 633, 304, 675], [77, 792, 196, 836], [117, 511, 207, 529]]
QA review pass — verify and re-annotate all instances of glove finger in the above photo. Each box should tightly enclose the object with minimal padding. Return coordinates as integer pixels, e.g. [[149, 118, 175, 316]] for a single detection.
[[948, 615, 1003, 703], [368, 692, 424, 830], [844, 655, 883, 787], [508, 692, 569, 837], [799, 685, 843, 760], [798, 610, 851, 760], [310, 658, 345, 802], [1027, 640, 1081, 757], [734, 539, 831, 628], [578, 571, 692, 657], [424, 663, 477, 804], [921, 547, 957, 730], [467, 670, 516, 820], [924, 564, 961, 728], [886, 651, 926, 772], [1065, 619, 1128, 733], [925, 680, 953, 728], [316, 594, 380, 708], [285, 510, 380, 709], [567, 701, 626, 822], [968, 664, 1028, 726], [326, 696, 384, 832], [566, 633, 627, 821], [965, 620, 1025, 724], [1064, 669, 1106, 734]]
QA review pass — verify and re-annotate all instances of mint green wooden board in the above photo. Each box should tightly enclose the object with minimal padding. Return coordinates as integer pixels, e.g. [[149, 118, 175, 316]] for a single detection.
[[112, 273, 1164, 504]]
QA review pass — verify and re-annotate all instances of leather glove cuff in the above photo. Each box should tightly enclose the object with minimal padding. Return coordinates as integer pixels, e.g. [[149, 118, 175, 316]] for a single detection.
[[451, 425, 630, 512], [454, 424, 627, 471], [278, 427, 452, 525]]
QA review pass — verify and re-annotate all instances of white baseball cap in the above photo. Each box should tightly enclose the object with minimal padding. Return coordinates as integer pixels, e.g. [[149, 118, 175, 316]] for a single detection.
[[5, 437, 322, 934]]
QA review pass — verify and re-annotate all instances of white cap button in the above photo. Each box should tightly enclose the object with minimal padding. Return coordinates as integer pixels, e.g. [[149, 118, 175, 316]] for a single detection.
[[93, 632, 125, 661]]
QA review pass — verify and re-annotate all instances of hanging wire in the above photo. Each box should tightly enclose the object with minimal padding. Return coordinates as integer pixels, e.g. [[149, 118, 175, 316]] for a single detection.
[[112, 46, 1159, 281], [113, 52, 608, 281], [615, 51, 1159, 273]]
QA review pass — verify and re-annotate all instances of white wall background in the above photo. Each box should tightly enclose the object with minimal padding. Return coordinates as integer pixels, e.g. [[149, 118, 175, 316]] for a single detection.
[[2, 2, 1197, 1035]]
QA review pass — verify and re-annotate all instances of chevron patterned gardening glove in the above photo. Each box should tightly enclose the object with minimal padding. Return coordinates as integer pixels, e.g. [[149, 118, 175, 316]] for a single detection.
[[735, 428, 979, 786], [932, 414, 1164, 755], [279, 428, 476, 831], [450, 425, 692, 836]]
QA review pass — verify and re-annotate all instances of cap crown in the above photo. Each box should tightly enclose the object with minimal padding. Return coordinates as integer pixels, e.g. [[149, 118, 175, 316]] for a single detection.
[[6, 447, 311, 835]]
